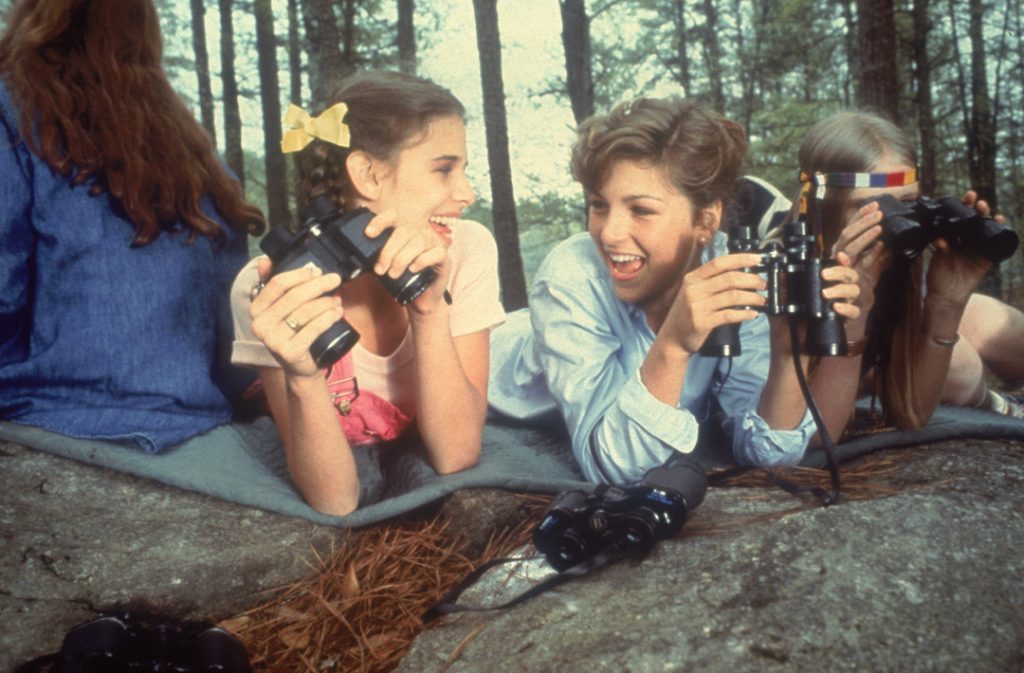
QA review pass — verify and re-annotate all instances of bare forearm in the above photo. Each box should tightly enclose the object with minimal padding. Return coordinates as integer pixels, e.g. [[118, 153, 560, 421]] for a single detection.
[[264, 370, 359, 515], [757, 321, 811, 430], [639, 333, 691, 405], [410, 310, 486, 473], [908, 297, 966, 423], [803, 317, 869, 445]]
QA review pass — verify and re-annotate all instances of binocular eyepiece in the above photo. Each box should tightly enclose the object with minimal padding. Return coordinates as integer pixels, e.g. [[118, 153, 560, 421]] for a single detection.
[[699, 221, 848, 358], [259, 196, 437, 369], [869, 194, 1018, 264], [532, 456, 707, 571]]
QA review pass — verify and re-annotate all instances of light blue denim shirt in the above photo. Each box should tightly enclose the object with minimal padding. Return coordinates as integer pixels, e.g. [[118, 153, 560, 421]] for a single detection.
[[490, 232, 815, 484]]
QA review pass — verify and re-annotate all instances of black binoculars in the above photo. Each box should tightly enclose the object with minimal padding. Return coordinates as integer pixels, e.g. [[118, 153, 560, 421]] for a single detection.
[[259, 196, 437, 368], [870, 194, 1018, 264], [532, 457, 707, 571], [46, 614, 251, 673], [700, 220, 848, 358]]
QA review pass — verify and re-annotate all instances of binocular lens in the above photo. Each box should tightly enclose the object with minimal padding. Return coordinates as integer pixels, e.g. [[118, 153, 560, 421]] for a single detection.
[[380, 267, 438, 305], [310, 320, 360, 369]]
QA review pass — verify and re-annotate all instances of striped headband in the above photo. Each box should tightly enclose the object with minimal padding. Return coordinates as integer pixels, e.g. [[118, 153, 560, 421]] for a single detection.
[[799, 168, 918, 189], [798, 168, 918, 216]]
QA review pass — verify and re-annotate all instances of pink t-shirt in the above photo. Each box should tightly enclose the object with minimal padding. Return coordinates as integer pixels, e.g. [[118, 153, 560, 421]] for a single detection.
[[230, 219, 506, 419]]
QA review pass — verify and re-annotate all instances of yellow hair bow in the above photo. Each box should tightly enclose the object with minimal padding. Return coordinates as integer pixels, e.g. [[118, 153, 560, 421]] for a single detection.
[[280, 102, 351, 153]]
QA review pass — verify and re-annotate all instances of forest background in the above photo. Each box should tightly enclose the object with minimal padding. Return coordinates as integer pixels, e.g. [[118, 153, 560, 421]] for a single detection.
[[2, 0, 1021, 311]]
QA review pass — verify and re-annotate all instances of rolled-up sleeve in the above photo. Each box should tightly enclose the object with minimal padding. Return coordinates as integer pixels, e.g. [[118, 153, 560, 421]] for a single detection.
[[716, 314, 815, 467]]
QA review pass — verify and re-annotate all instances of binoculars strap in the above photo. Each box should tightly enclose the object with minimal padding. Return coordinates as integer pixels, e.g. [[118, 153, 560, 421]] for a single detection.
[[422, 550, 619, 622]]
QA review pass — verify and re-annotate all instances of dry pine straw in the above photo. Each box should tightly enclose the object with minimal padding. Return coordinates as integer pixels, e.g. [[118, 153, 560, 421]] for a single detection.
[[220, 502, 543, 673], [221, 452, 911, 673]]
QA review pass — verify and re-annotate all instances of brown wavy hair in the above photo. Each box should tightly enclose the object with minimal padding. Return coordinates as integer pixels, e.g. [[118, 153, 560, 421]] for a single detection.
[[570, 97, 748, 213], [293, 71, 466, 214], [797, 110, 923, 428], [0, 0, 265, 246]]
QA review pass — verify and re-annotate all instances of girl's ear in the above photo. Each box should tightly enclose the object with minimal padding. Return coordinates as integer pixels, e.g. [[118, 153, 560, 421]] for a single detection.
[[345, 150, 384, 202], [698, 201, 724, 239]]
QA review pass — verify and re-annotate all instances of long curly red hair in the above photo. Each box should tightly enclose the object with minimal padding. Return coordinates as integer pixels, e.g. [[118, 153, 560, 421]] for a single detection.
[[0, 0, 265, 245]]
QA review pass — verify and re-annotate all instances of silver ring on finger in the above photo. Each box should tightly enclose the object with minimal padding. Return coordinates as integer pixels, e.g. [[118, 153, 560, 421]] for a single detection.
[[284, 315, 301, 332]]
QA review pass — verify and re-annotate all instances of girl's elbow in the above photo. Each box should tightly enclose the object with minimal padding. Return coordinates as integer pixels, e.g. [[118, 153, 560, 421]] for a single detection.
[[735, 444, 805, 469], [303, 485, 360, 516], [434, 451, 480, 475], [309, 495, 359, 517]]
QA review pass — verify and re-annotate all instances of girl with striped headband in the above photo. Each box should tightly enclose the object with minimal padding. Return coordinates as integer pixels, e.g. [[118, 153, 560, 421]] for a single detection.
[[791, 110, 1024, 435]]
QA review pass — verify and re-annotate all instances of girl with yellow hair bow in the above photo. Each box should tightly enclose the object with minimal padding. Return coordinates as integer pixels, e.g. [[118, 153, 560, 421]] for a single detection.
[[230, 71, 505, 515]]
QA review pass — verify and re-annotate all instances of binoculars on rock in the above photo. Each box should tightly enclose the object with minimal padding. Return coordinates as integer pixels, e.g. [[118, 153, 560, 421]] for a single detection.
[[700, 220, 848, 358], [45, 614, 251, 673], [532, 457, 707, 571], [869, 194, 1018, 264], [259, 196, 437, 368]]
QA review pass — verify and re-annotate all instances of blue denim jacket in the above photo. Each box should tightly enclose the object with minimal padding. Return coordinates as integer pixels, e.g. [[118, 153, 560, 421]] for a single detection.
[[490, 233, 815, 484], [0, 81, 251, 452]]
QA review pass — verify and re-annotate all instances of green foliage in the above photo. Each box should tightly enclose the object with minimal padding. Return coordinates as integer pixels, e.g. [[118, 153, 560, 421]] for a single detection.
[[746, 98, 836, 195], [463, 191, 583, 285]]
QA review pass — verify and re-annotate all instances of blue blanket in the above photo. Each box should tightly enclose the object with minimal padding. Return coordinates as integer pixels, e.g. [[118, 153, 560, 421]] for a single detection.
[[2, 404, 1021, 527]]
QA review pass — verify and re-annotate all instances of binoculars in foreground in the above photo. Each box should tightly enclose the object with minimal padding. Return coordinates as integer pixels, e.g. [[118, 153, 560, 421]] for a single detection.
[[533, 457, 708, 571]]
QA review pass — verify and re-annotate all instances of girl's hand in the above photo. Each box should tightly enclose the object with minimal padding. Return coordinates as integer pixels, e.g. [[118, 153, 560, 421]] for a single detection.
[[924, 189, 997, 310], [663, 252, 766, 354], [831, 201, 890, 317], [363, 211, 452, 316], [961, 189, 1006, 224], [249, 257, 343, 378], [821, 251, 862, 321]]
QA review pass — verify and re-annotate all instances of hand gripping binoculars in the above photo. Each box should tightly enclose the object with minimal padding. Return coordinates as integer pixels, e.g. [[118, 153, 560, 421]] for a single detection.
[[259, 196, 437, 368], [699, 220, 848, 358], [869, 194, 1018, 264]]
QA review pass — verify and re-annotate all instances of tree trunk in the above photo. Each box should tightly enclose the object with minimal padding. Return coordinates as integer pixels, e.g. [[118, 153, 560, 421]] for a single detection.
[[912, 0, 936, 197], [559, 0, 594, 124], [254, 0, 291, 226], [671, 0, 692, 96], [190, 0, 217, 144], [287, 0, 303, 106], [968, 0, 1001, 297], [301, 0, 347, 109], [341, 0, 357, 72], [841, 0, 857, 106], [397, 0, 416, 74], [947, 0, 972, 171], [855, 0, 899, 122], [472, 0, 527, 311], [218, 0, 244, 186], [701, 0, 725, 112], [968, 0, 996, 211], [287, 0, 303, 214], [740, 0, 770, 134]]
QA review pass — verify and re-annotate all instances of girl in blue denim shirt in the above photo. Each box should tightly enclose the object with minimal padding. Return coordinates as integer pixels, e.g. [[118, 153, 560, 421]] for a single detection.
[[0, 0, 264, 452], [490, 98, 862, 484]]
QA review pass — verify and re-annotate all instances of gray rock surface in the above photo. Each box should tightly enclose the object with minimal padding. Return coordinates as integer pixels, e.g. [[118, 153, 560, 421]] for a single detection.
[[0, 441, 348, 672], [4, 436, 1023, 673], [399, 440, 1024, 673]]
